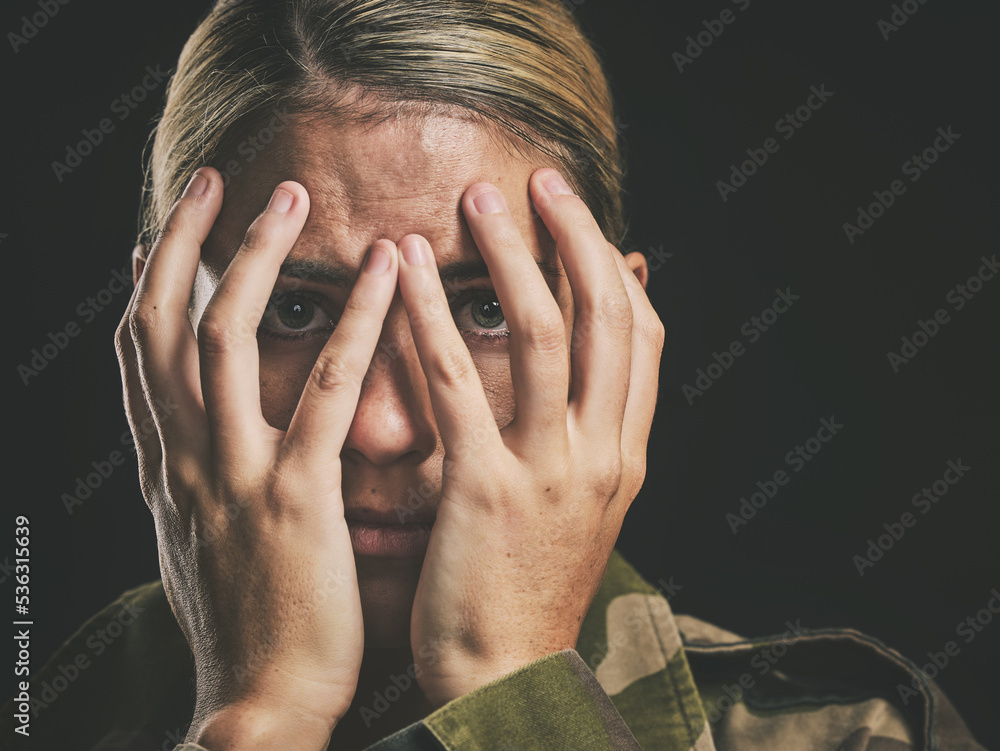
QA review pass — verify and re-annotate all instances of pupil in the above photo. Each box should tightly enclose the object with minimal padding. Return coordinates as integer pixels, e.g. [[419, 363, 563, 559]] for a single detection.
[[470, 296, 504, 329], [278, 299, 314, 329]]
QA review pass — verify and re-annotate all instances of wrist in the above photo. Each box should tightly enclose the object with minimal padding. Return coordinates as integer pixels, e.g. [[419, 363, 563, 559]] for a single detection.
[[188, 700, 338, 751], [420, 648, 567, 707]]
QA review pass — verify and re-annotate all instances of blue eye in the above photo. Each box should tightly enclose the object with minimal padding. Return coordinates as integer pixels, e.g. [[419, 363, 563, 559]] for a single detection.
[[260, 291, 334, 340]]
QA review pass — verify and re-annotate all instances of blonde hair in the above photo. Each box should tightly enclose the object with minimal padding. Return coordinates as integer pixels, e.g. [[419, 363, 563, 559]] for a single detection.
[[141, 0, 626, 249]]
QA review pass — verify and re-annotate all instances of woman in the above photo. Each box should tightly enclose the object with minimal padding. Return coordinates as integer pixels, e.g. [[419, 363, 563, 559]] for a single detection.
[[6, 1, 985, 749], [120, 0, 663, 747]]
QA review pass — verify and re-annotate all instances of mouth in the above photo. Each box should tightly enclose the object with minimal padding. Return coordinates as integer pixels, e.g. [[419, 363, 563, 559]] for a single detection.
[[345, 507, 434, 558]]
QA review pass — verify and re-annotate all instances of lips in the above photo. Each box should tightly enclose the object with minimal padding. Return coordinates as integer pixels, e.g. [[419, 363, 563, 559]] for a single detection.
[[345, 507, 434, 558]]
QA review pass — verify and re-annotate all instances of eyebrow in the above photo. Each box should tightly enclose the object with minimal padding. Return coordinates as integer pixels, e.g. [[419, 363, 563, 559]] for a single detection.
[[278, 256, 564, 287]]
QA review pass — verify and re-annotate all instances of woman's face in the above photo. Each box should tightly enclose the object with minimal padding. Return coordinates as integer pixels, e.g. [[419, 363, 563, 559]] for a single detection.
[[188, 110, 647, 646]]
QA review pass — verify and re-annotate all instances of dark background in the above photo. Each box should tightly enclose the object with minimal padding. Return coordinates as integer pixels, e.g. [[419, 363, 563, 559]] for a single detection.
[[4, 0, 997, 747]]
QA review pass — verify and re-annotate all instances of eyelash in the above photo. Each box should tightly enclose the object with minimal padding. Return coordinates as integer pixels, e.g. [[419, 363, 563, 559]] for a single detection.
[[257, 288, 510, 344], [449, 289, 510, 344], [259, 290, 335, 342]]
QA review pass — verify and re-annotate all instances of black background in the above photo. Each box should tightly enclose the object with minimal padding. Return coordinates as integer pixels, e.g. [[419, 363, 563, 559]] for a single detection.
[[4, 0, 998, 747]]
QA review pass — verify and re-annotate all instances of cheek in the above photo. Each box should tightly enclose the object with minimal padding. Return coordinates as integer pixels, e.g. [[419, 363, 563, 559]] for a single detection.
[[469, 284, 574, 432], [256, 335, 554, 433], [474, 350, 515, 430], [258, 342, 328, 430]]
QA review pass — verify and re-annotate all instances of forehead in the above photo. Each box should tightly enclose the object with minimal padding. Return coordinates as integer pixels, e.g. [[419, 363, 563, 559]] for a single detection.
[[206, 109, 551, 271]]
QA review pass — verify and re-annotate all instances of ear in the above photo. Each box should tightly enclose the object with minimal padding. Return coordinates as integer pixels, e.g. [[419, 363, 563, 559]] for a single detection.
[[623, 251, 649, 290], [132, 244, 148, 285]]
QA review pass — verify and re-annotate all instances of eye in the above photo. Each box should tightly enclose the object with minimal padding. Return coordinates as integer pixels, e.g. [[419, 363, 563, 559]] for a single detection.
[[452, 290, 509, 341], [260, 290, 335, 340]]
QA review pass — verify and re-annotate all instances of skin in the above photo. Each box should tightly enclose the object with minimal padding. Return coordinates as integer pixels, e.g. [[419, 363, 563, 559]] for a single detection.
[[116, 110, 663, 750]]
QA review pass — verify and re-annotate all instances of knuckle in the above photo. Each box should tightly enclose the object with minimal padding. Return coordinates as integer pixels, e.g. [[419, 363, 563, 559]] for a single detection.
[[590, 456, 624, 500], [114, 315, 132, 356], [407, 293, 448, 335], [309, 353, 358, 394], [197, 316, 241, 355], [520, 312, 565, 353], [418, 289, 447, 315], [129, 302, 161, 344], [428, 345, 476, 388], [622, 453, 647, 499], [644, 316, 666, 350], [598, 291, 633, 332], [487, 226, 524, 251], [164, 454, 202, 497]]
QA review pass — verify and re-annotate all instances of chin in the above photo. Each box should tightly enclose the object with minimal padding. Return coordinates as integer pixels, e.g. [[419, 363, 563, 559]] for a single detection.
[[357, 554, 423, 648]]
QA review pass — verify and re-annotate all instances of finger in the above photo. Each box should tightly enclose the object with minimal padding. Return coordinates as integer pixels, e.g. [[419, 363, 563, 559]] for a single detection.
[[197, 182, 309, 465], [610, 248, 665, 510], [460, 182, 569, 453], [529, 168, 632, 443], [116, 281, 163, 485], [130, 169, 221, 448], [396, 234, 504, 461], [281, 240, 399, 475]]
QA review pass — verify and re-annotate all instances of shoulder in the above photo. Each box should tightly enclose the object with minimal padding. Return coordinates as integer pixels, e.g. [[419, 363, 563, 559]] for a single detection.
[[1, 580, 194, 750], [580, 551, 986, 751]]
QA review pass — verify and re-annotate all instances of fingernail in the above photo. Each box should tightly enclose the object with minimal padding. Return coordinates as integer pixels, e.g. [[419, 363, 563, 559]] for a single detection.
[[543, 171, 573, 195], [473, 189, 508, 215], [182, 172, 208, 199], [365, 243, 391, 274], [267, 189, 294, 213], [400, 238, 427, 266]]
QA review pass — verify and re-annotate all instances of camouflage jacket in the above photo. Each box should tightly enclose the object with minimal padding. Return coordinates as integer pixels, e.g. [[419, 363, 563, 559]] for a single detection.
[[2, 551, 985, 750]]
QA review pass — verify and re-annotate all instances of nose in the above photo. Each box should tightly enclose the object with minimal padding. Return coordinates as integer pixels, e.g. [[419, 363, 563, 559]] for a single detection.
[[340, 297, 439, 468]]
